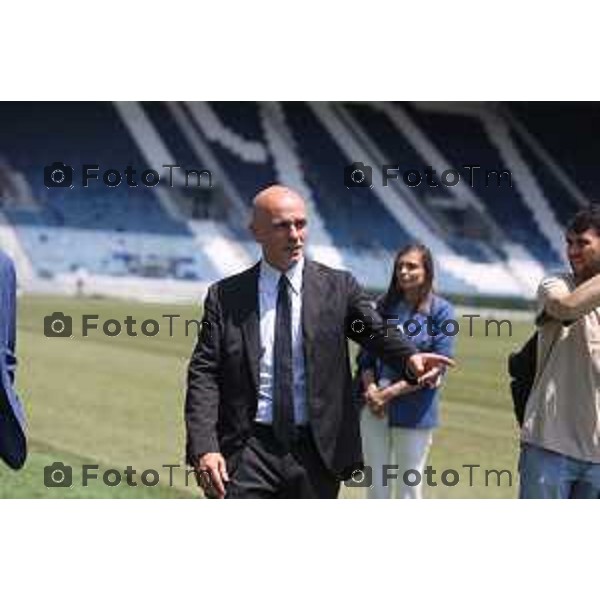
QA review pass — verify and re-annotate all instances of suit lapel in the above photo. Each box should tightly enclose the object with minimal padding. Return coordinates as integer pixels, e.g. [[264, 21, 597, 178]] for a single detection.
[[241, 263, 261, 392], [301, 260, 320, 362]]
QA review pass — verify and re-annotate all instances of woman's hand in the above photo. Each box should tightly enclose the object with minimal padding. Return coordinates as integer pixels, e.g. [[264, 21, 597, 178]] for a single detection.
[[364, 383, 387, 419]]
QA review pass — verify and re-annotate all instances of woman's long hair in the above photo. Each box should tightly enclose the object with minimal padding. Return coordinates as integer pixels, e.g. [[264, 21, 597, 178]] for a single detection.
[[378, 243, 435, 314]]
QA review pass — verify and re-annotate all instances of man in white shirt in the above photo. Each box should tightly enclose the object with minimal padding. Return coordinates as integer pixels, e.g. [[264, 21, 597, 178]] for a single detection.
[[185, 185, 454, 498], [520, 205, 600, 498]]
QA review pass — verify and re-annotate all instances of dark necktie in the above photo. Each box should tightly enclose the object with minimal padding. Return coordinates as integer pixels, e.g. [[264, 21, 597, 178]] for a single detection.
[[272, 274, 294, 451]]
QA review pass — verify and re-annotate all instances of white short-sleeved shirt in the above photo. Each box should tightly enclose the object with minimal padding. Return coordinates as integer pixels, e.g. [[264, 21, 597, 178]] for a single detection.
[[521, 273, 600, 463]]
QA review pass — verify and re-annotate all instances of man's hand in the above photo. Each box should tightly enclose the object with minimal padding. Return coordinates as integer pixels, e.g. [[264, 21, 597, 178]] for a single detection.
[[408, 353, 455, 387], [417, 365, 444, 389], [196, 452, 229, 499]]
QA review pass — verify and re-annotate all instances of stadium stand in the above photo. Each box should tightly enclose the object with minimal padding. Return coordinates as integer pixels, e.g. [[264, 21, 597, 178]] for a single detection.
[[0, 102, 221, 296], [340, 101, 497, 263], [406, 103, 563, 267], [0, 100, 588, 302], [510, 103, 598, 203]]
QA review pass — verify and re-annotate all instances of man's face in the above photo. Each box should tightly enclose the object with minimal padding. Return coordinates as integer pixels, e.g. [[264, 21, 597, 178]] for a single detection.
[[251, 192, 307, 272], [566, 228, 600, 280]]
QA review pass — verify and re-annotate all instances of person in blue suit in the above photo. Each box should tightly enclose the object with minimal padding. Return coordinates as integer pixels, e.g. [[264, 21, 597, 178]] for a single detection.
[[0, 249, 26, 469], [356, 243, 455, 499]]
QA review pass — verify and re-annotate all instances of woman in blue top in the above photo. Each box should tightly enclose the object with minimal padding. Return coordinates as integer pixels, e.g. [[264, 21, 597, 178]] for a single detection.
[[357, 243, 455, 499]]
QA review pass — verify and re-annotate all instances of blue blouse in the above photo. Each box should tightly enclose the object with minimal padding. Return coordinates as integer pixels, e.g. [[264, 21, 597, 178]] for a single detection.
[[357, 294, 455, 429]]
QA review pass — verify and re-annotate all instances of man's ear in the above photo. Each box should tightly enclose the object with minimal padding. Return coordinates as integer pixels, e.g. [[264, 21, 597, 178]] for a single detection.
[[249, 220, 261, 243]]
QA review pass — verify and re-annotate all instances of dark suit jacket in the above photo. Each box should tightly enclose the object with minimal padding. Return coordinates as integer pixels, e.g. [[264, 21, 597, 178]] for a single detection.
[[0, 250, 26, 470], [185, 260, 417, 479]]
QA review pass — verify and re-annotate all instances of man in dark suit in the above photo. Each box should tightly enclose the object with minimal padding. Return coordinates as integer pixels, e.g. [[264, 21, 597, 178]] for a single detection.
[[185, 185, 453, 498], [0, 249, 26, 470]]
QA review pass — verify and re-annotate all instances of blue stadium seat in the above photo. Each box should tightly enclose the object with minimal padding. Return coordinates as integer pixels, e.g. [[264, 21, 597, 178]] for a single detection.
[[512, 103, 600, 203], [0, 102, 219, 280], [345, 103, 496, 263], [406, 105, 562, 268], [283, 102, 413, 251]]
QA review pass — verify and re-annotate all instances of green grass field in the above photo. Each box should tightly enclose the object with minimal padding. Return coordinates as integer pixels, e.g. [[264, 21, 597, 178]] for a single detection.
[[0, 294, 530, 498]]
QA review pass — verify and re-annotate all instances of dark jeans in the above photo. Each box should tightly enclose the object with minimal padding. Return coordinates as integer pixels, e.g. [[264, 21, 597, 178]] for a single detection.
[[226, 424, 340, 499]]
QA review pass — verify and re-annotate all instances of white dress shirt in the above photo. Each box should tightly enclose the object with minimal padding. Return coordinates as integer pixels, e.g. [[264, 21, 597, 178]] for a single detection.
[[255, 257, 307, 425]]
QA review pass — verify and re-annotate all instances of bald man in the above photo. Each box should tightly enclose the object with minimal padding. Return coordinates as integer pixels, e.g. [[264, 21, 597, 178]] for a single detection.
[[185, 185, 453, 498]]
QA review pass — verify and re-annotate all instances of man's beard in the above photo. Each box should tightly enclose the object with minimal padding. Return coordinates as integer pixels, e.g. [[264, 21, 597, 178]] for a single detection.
[[575, 257, 600, 282]]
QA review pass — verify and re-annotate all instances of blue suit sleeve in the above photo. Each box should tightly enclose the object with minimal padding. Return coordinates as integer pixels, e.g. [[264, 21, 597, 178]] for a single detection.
[[0, 254, 17, 385]]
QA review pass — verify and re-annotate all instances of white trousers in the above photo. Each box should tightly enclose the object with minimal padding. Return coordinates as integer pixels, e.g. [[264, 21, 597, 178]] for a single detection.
[[360, 408, 434, 499]]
